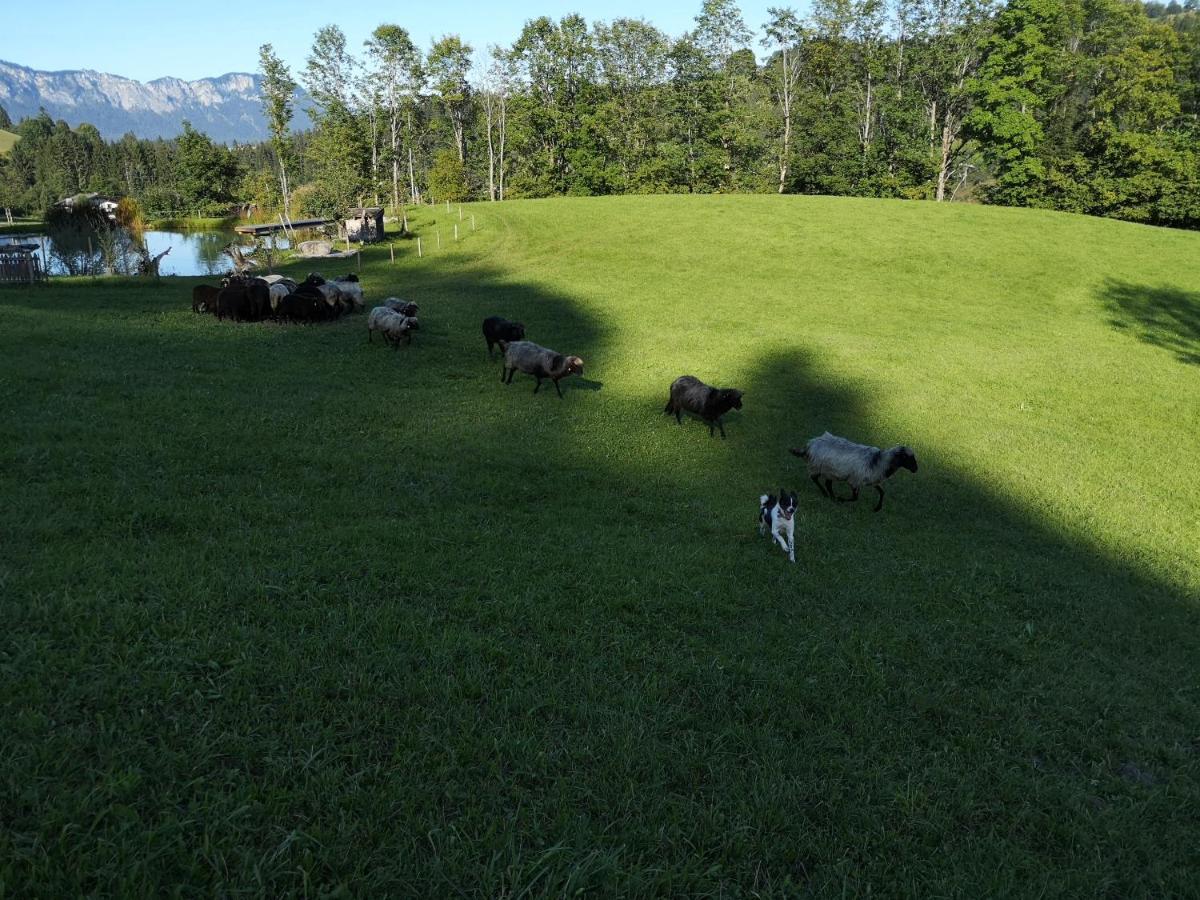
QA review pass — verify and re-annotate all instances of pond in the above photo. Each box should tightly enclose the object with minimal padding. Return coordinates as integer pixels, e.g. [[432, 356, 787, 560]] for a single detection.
[[0, 227, 321, 278]]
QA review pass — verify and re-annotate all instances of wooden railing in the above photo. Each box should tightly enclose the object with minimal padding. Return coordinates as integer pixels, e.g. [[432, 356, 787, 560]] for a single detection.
[[0, 249, 46, 285]]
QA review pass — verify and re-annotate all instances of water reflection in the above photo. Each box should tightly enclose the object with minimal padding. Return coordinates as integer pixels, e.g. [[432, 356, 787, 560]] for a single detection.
[[0, 228, 308, 277]]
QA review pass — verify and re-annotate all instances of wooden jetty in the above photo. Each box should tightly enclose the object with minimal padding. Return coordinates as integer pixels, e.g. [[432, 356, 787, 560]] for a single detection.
[[234, 218, 332, 236]]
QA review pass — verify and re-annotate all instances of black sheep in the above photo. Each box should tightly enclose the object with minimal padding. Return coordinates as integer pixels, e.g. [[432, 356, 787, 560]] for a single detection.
[[192, 284, 220, 314], [664, 375, 744, 438], [215, 278, 271, 322], [276, 292, 324, 323], [482, 316, 526, 357]]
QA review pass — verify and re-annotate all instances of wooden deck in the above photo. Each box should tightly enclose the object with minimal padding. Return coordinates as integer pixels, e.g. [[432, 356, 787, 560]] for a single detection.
[[234, 218, 333, 236]]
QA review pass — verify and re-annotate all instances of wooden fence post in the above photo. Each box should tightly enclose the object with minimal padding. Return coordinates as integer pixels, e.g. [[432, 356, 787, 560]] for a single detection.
[[389, 245, 395, 265], [454, 224, 459, 241], [417, 237, 423, 257]]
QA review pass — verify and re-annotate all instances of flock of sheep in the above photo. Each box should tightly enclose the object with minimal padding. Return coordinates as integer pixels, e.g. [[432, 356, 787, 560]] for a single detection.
[[191, 273, 367, 323], [189, 271, 919, 557]]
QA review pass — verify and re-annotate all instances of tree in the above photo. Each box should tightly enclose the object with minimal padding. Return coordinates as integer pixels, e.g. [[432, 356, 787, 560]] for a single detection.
[[763, 8, 805, 192], [480, 46, 514, 200], [175, 121, 239, 214], [593, 18, 672, 192], [428, 35, 475, 163], [965, 0, 1071, 206], [366, 25, 422, 210], [910, 0, 1000, 201], [693, 0, 757, 188], [305, 25, 356, 111], [509, 15, 597, 195], [0, 104, 11, 129], [304, 25, 367, 219], [257, 43, 296, 217], [427, 148, 468, 201]]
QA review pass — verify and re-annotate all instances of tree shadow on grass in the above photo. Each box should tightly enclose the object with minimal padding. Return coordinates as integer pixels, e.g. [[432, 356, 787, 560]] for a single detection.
[[3, 276, 1200, 897], [1099, 278, 1200, 365]]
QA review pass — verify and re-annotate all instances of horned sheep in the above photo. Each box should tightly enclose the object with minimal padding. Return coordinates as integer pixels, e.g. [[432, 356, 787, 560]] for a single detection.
[[501, 340, 584, 398]]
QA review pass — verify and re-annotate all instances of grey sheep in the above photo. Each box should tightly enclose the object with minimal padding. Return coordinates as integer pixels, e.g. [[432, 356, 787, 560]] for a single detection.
[[368, 306, 419, 348], [790, 432, 918, 512], [501, 340, 584, 398]]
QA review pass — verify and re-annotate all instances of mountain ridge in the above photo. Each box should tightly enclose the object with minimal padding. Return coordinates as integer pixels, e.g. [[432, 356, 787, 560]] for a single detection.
[[0, 59, 312, 143]]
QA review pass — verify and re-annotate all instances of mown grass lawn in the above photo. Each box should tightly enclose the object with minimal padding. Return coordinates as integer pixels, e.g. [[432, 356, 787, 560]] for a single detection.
[[2, 195, 1199, 896]]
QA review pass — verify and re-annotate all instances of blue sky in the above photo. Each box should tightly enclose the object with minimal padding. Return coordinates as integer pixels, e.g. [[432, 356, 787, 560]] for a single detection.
[[4, 0, 791, 83]]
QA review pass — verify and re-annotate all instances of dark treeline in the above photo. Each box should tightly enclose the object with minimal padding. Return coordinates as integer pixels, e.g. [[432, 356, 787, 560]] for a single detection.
[[2, 0, 1198, 228]]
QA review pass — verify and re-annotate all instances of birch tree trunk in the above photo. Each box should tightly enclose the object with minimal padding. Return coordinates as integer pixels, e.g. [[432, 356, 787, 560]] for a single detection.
[[497, 92, 507, 201], [935, 115, 954, 201], [778, 46, 793, 194], [391, 112, 401, 213], [484, 92, 497, 201], [279, 155, 291, 219]]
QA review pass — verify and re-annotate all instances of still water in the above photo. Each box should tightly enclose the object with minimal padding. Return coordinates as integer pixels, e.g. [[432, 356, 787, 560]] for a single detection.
[[0, 228, 302, 278]]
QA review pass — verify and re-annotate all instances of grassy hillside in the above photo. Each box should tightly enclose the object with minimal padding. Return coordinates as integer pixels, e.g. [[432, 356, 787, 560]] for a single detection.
[[0, 128, 17, 155], [2, 196, 1198, 895]]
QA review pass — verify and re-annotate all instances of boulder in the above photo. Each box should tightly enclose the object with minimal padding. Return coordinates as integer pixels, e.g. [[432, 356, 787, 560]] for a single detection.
[[297, 240, 334, 258]]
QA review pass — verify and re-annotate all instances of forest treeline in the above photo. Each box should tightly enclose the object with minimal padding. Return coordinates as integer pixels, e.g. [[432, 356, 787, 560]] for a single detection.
[[1, 0, 1197, 228]]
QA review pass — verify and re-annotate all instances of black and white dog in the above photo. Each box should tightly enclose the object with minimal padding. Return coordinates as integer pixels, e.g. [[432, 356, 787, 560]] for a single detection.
[[759, 490, 798, 563]]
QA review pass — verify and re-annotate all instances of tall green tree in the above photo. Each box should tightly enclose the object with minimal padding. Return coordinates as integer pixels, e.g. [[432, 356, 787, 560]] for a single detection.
[[175, 121, 239, 214], [763, 8, 805, 193], [965, 0, 1071, 206], [428, 35, 475, 163], [303, 25, 367, 217], [257, 43, 296, 217], [366, 24, 423, 209]]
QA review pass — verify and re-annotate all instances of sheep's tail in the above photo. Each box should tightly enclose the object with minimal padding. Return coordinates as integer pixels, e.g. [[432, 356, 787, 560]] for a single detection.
[[789, 445, 808, 459]]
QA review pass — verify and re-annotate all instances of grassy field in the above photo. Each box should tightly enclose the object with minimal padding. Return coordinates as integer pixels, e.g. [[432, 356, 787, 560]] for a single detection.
[[0, 220, 42, 237], [2, 196, 1199, 895], [0, 129, 17, 156]]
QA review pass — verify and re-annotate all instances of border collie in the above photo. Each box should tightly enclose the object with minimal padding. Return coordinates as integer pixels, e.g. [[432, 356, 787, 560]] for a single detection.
[[759, 490, 797, 563]]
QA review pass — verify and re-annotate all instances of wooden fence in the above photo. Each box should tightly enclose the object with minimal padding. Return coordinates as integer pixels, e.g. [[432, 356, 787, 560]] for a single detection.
[[0, 247, 46, 285]]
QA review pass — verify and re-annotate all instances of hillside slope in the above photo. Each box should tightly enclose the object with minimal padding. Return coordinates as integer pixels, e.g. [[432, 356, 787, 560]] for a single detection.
[[2, 196, 1198, 895], [0, 128, 16, 154]]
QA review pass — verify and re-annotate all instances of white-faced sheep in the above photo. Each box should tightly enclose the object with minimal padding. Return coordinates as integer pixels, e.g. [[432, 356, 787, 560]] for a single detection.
[[790, 432, 918, 512], [367, 306, 419, 348], [501, 340, 584, 398]]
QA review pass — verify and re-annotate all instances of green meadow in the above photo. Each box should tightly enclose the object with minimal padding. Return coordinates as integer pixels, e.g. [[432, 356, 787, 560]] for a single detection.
[[2, 196, 1198, 895]]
